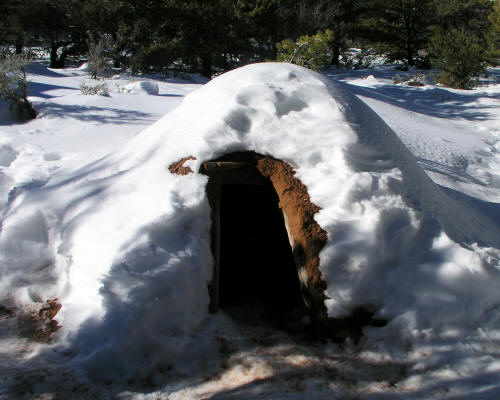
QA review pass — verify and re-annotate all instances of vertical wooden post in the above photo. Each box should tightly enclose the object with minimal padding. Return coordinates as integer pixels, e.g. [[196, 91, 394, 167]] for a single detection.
[[209, 180, 221, 313]]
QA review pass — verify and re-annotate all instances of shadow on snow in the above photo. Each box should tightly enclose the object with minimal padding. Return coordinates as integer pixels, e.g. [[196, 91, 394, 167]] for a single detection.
[[34, 102, 152, 124], [344, 83, 498, 121]]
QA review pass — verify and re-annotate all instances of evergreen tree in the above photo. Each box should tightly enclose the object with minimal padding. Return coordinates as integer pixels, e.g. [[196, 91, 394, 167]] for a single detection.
[[20, 0, 87, 68], [160, 0, 241, 77], [359, 0, 435, 66], [81, 0, 124, 67], [234, 0, 282, 62], [430, 0, 492, 88], [430, 28, 488, 88], [488, 0, 500, 64], [304, 0, 359, 66], [0, 0, 33, 53]]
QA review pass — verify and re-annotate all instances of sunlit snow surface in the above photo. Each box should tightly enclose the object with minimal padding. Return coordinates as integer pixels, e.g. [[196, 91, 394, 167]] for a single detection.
[[1, 62, 500, 399]]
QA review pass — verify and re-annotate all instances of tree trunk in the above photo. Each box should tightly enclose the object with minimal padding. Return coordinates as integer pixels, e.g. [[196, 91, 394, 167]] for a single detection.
[[331, 44, 340, 67], [200, 53, 213, 78], [49, 40, 66, 68], [407, 45, 414, 66], [405, 18, 415, 66], [50, 41, 59, 68], [15, 35, 24, 54]]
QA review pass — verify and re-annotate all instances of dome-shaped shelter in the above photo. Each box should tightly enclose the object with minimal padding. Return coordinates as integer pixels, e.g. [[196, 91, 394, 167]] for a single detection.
[[1, 63, 499, 381]]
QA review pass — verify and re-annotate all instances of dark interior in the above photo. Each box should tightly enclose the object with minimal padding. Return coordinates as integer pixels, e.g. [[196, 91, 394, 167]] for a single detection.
[[218, 182, 303, 311]]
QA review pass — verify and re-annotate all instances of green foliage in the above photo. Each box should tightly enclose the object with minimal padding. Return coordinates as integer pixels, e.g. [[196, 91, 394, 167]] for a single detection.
[[434, 0, 492, 31], [169, 0, 243, 77], [0, 52, 36, 120], [358, 0, 436, 66], [234, 0, 281, 61], [21, 0, 86, 68], [276, 0, 361, 66], [0, 0, 496, 78], [430, 0, 492, 89], [0, 0, 32, 52], [430, 28, 487, 89], [276, 30, 334, 71], [488, 0, 500, 64], [131, 41, 180, 74]]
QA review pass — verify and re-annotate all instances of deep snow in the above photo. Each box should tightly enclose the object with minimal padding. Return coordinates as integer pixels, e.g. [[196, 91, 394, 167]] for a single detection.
[[0, 61, 500, 399]]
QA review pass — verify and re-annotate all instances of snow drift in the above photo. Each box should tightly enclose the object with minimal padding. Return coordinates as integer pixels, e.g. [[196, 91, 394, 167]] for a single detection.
[[119, 80, 159, 95], [1, 63, 500, 380]]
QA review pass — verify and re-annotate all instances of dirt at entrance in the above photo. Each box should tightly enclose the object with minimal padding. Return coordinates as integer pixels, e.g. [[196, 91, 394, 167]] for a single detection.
[[165, 312, 408, 400]]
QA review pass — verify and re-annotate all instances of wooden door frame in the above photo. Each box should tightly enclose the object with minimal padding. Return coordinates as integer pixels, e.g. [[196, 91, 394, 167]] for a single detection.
[[201, 160, 270, 313]]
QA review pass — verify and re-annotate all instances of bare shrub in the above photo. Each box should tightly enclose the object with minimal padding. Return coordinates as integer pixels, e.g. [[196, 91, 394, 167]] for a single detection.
[[393, 72, 425, 86], [87, 33, 113, 79], [80, 82, 109, 96]]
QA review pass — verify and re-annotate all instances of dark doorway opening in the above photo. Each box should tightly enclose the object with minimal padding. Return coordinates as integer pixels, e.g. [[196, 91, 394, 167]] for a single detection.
[[218, 182, 303, 312], [195, 152, 385, 342]]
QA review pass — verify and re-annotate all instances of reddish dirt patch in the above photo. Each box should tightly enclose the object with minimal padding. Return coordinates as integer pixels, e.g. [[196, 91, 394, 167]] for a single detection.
[[39, 299, 62, 321], [256, 157, 329, 323], [169, 156, 197, 175], [35, 299, 62, 340], [18, 299, 62, 341]]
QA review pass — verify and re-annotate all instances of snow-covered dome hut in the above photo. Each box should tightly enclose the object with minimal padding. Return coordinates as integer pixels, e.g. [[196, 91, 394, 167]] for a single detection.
[[1, 63, 500, 380]]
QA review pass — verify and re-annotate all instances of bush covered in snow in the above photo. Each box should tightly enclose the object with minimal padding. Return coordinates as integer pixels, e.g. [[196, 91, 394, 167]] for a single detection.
[[0, 52, 36, 120], [341, 48, 379, 70], [118, 80, 159, 95], [79, 82, 109, 96], [392, 72, 426, 86]]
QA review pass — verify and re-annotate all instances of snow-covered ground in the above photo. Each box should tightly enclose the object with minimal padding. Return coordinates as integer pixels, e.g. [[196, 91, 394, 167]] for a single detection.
[[1, 61, 500, 399], [325, 66, 500, 204]]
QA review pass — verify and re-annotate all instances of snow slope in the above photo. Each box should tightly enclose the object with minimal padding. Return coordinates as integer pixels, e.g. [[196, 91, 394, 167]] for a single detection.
[[1, 61, 500, 399], [326, 66, 500, 203]]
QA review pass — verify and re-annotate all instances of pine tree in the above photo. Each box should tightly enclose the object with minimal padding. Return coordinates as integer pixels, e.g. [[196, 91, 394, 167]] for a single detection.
[[234, 0, 282, 62], [20, 0, 86, 68], [359, 0, 435, 66], [161, 0, 241, 77], [488, 0, 500, 64], [430, 0, 492, 88], [430, 28, 488, 89], [0, 0, 32, 53], [313, 0, 361, 67]]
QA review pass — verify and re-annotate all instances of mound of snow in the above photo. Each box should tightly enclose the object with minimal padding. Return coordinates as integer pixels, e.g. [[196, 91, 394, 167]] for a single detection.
[[0, 144, 18, 167], [119, 80, 159, 95], [1, 63, 500, 385]]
